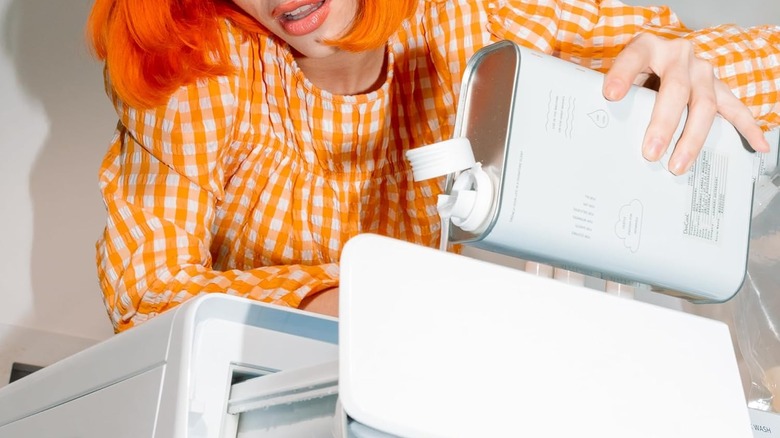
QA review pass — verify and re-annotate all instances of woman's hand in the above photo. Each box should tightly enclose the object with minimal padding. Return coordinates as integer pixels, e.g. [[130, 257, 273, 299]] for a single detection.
[[299, 287, 340, 317], [603, 33, 770, 175]]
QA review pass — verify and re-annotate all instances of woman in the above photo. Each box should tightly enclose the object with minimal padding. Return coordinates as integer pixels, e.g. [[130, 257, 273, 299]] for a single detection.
[[87, 0, 779, 332]]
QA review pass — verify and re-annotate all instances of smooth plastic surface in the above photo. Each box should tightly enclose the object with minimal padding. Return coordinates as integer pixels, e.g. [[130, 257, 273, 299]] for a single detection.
[[339, 234, 753, 438], [0, 295, 339, 438]]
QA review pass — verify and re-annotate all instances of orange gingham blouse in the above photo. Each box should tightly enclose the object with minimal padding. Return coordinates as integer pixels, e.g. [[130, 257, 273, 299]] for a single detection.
[[98, 0, 780, 332]]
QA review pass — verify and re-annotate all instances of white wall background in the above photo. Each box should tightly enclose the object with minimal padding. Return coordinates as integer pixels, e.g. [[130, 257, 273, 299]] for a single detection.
[[0, 0, 778, 384], [642, 0, 780, 29], [0, 0, 117, 383]]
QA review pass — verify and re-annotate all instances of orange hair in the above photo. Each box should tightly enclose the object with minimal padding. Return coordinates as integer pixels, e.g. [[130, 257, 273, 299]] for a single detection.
[[87, 0, 418, 109]]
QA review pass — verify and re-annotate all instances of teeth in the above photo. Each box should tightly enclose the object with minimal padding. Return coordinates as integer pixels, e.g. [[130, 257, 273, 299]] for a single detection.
[[285, 5, 312, 18], [283, 1, 323, 20]]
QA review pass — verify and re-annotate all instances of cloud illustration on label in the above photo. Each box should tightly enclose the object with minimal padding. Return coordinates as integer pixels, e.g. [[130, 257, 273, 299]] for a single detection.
[[615, 199, 643, 253]]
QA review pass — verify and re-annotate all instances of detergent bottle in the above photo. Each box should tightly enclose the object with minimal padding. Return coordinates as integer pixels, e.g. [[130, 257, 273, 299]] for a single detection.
[[406, 40, 770, 303]]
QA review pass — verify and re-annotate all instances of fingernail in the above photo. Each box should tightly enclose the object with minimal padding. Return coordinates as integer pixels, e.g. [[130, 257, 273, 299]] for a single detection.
[[643, 138, 664, 161], [756, 137, 771, 153], [669, 153, 691, 175], [604, 82, 619, 100]]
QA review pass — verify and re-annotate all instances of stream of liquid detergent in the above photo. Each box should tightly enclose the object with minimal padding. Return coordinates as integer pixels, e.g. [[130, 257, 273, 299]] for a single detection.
[[439, 217, 450, 251]]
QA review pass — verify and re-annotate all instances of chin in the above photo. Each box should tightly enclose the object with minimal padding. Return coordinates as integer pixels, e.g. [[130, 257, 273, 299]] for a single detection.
[[290, 42, 341, 59]]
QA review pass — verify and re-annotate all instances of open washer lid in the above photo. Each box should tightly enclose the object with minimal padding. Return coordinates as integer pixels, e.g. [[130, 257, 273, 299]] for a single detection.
[[338, 233, 752, 438]]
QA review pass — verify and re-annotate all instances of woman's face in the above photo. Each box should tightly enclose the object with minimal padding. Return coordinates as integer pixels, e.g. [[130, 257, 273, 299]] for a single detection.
[[232, 0, 358, 58]]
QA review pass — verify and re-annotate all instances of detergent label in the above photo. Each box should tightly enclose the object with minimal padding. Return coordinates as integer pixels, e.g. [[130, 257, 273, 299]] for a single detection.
[[545, 91, 576, 139], [682, 150, 728, 244], [750, 408, 780, 437], [614, 199, 643, 253]]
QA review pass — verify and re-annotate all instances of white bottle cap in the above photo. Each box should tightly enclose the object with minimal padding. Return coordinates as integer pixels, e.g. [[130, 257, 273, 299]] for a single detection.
[[406, 137, 476, 182], [407, 138, 493, 233], [448, 163, 493, 232]]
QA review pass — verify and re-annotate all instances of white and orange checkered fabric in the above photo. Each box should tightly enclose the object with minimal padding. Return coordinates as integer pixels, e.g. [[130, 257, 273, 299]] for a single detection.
[[97, 0, 780, 332]]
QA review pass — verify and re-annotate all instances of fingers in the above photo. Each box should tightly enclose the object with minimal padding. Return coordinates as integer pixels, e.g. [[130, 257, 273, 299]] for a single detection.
[[603, 39, 650, 101], [642, 43, 691, 168], [713, 80, 770, 153], [606, 35, 691, 167], [666, 58, 716, 175], [605, 33, 767, 175]]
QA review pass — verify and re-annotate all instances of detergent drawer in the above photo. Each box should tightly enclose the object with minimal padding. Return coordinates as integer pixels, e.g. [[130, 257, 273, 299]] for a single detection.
[[231, 360, 399, 438], [231, 360, 339, 437], [0, 365, 164, 438], [235, 393, 339, 437]]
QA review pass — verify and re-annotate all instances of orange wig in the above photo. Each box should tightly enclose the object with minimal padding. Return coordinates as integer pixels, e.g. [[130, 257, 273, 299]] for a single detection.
[[87, 0, 418, 109]]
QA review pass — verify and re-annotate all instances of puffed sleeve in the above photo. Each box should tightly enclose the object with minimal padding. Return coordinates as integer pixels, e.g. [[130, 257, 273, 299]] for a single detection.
[[97, 74, 338, 333], [487, 0, 780, 128]]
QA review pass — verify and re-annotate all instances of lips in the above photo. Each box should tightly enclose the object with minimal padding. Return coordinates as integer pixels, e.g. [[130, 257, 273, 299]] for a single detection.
[[273, 0, 330, 36]]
